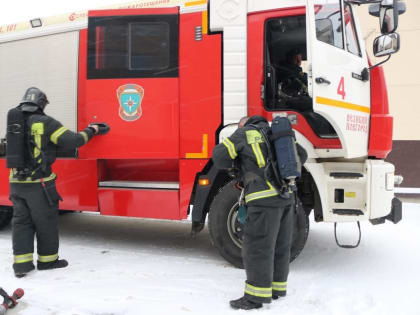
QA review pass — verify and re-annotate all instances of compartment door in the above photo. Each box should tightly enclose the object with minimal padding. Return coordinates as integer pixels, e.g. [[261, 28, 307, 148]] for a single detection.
[[80, 8, 180, 159], [307, 0, 370, 158]]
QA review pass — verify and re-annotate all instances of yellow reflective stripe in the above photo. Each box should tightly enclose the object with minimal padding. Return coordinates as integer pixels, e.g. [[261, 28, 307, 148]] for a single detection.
[[31, 122, 44, 158], [9, 172, 56, 183], [80, 131, 88, 144], [316, 96, 370, 114], [245, 283, 272, 298], [245, 130, 264, 144], [222, 138, 237, 160], [251, 143, 266, 168], [185, 0, 207, 6], [14, 253, 33, 264], [34, 134, 41, 159], [38, 253, 58, 263], [272, 281, 287, 292], [245, 130, 266, 168], [245, 181, 278, 203], [50, 127, 68, 145]]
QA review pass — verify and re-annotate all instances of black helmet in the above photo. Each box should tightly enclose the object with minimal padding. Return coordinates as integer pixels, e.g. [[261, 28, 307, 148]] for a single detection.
[[286, 48, 301, 61], [245, 115, 268, 126], [20, 87, 49, 110]]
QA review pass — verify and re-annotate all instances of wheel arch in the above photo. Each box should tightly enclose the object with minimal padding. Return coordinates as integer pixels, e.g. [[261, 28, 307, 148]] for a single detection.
[[190, 160, 232, 226], [297, 166, 324, 222]]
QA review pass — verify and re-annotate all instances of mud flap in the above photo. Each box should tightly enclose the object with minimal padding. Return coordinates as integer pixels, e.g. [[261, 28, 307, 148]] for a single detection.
[[386, 197, 402, 224]]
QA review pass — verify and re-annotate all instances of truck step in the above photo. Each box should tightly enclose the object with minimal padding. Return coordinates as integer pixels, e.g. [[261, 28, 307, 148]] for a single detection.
[[98, 181, 179, 190], [333, 209, 364, 216], [329, 172, 364, 179]]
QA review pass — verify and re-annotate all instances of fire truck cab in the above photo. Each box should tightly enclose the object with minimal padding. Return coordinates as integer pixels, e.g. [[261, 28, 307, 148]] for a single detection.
[[0, 0, 405, 267]]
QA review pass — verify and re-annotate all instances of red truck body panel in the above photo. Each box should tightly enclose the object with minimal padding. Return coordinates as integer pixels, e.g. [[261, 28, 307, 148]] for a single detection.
[[368, 66, 393, 159]]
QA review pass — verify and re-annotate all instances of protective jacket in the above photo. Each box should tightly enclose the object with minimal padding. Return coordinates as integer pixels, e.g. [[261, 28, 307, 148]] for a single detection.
[[9, 107, 95, 183], [212, 116, 288, 205]]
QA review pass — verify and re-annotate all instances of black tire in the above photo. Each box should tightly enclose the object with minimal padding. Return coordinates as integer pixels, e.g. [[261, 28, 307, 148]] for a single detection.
[[208, 181, 309, 268], [0, 206, 13, 230]]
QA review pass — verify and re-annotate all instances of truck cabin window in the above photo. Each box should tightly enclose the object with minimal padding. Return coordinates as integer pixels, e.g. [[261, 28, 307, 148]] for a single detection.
[[264, 15, 311, 113], [87, 15, 179, 79], [315, 2, 344, 49], [344, 3, 362, 57]]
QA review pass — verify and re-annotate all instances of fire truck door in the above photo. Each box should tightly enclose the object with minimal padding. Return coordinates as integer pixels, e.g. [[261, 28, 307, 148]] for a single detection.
[[81, 8, 180, 159], [306, 0, 370, 158]]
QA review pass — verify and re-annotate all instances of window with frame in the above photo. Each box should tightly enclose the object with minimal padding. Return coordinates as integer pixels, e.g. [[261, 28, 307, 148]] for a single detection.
[[344, 3, 362, 56], [87, 15, 179, 79], [314, 1, 344, 49]]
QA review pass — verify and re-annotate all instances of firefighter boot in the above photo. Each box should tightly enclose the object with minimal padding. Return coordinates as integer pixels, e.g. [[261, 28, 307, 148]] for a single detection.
[[13, 262, 35, 278], [272, 291, 287, 300], [37, 259, 68, 271], [229, 296, 263, 310]]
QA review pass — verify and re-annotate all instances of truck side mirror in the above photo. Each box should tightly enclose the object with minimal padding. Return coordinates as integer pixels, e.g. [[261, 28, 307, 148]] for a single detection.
[[369, 1, 406, 34], [373, 33, 400, 57], [379, 3, 398, 34]]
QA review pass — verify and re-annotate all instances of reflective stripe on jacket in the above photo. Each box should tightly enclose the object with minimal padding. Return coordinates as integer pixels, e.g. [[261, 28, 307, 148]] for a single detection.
[[212, 121, 280, 204]]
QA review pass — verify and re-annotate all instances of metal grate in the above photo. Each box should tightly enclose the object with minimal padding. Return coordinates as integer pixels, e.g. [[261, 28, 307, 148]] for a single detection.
[[195, 26, 203, 41]]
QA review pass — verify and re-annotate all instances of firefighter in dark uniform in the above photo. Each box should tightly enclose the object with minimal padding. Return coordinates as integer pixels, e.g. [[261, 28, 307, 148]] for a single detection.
[[7, 87, 102, 278], [278, 48, 308, 93], [212, 115, 298, 310], [277, 49, 312, 112]]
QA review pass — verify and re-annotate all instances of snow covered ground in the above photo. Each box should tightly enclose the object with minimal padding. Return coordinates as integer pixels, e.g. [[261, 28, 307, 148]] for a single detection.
[[1, 203, 419, 315]]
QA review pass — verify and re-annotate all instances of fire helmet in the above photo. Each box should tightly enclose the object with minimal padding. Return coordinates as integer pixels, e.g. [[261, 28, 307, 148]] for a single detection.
[[20, 87, 49, 110]]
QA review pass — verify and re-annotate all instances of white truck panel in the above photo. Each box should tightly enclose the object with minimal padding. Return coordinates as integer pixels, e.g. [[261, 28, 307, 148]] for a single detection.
[[0, 31, 79, 136], [209, 0, 248, 125], [367, 160, 394, 219], [248, 0, 306, 13], [305, 161, 369, 223]]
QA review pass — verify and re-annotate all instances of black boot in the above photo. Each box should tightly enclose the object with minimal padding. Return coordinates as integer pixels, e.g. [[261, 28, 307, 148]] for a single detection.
[[13, 262, 35, 278], [37, 259, 68, 271], [272, 291, 287, 300], [230, 296, 263, 310]]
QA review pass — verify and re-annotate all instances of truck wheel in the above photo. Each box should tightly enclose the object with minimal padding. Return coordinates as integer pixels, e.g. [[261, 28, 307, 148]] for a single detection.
[[208, 181, 309, 268], [0, 206, 13, 230]]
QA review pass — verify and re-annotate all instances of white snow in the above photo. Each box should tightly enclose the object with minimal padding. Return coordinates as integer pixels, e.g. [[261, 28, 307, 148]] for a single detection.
[[1, 203, 419, 315]]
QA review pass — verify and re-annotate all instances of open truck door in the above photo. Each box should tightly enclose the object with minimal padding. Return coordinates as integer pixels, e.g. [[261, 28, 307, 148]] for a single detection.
[[306, 0, 370, 158]]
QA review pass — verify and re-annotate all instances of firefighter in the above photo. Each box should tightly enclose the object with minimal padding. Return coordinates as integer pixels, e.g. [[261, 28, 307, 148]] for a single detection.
[[212, 115, 297, 310], [278, 48, 308, 92], [7, 87, 103, 278], [277, 48, 312, 112]]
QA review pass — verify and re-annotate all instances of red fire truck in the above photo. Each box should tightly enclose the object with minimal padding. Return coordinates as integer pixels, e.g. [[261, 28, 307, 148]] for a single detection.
[[0, 0, 406, 267]]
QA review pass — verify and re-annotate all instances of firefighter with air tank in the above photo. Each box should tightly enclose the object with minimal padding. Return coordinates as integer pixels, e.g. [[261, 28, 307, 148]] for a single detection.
[[6, 87, 109, 278], [212, 115, 306, 310]]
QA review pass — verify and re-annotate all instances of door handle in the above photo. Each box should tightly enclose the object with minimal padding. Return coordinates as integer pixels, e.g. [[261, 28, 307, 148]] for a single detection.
[[315, 77, 331, 85]]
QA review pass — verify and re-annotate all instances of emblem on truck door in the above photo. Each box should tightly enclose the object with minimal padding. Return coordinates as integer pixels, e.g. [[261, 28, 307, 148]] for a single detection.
[[116, 84, 144, 122]]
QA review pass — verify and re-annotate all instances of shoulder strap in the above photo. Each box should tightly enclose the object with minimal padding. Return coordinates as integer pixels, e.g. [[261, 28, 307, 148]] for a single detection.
[[270, 129, 295, 142], [248, 124, 285, 189]]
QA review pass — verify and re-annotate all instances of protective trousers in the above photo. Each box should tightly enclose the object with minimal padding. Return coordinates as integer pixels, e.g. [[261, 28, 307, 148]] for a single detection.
[[10, 180, 61, 273], [242, 197, 294, 304]]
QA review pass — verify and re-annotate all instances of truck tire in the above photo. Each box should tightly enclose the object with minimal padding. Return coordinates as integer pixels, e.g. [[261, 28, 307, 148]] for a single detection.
[[208, 181, 309, 269], [0, 206, 13, 230]]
